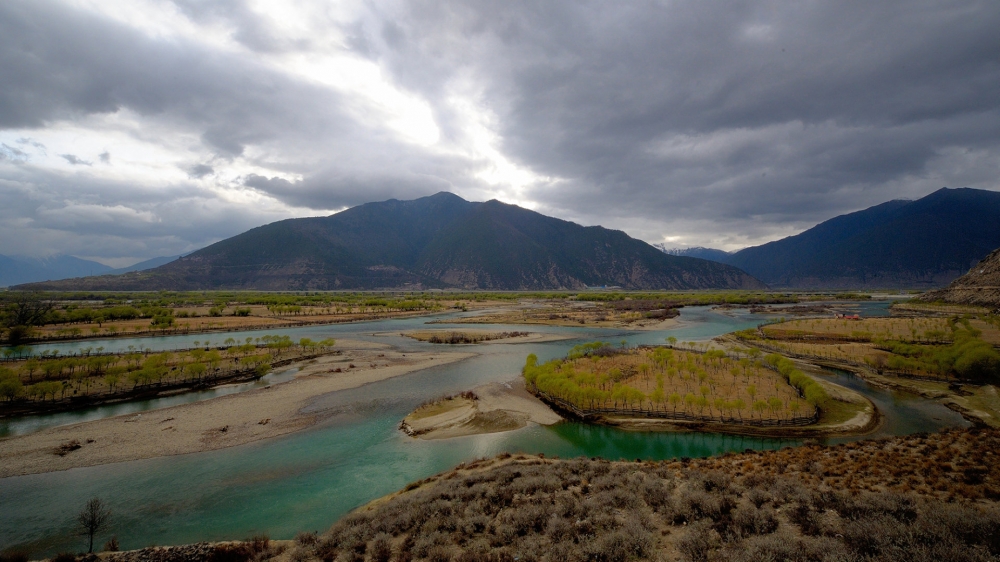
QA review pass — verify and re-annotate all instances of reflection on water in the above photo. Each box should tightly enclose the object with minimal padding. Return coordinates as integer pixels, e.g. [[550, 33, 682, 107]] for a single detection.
[[819, 367, 970, 445], [2, 300, 968, 558]]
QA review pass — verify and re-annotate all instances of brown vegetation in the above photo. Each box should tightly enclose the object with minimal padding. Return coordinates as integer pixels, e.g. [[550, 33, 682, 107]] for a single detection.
[[283, 427, 1000, 562], [762, 316, 1000, 345], [743, 314, 1000, 383], [405, 331, 531, 345], [437, 300, 680, 328]]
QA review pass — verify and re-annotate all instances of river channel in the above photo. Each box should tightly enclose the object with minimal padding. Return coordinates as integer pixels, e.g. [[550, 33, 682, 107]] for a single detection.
[[0, 302, 969, 555]]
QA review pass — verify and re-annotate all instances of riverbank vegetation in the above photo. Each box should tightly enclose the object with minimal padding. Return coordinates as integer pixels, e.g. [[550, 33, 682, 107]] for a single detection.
[[405, 331, 531, 344], [0, 291, 457, 345], [1, 290, 879, 345], [0, 336, 335, 416], [522, 343, 820, 425], [276, 427, 1000, 562], [742, 314, 1000, 383]]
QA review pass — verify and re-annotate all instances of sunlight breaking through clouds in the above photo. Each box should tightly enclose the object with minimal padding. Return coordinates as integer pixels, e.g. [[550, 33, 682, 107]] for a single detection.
[[0, 0, 997, 262]]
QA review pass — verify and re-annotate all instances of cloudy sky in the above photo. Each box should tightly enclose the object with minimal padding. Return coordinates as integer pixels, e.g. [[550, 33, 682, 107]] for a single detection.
[[1, 0, 998, 266]]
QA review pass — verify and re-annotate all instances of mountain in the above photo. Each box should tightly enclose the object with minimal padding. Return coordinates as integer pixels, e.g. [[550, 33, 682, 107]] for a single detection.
[[107, 255, 181, 275], [655, 245, 733, 263], [919, 247, 1000, 307], [723, 188, 1000, 289], [0, 254, 113, 287], [15, 193, 765, 291]]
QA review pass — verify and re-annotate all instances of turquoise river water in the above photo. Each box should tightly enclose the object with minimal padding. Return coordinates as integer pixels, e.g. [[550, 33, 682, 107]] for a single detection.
[[0, 302, 969, 556]]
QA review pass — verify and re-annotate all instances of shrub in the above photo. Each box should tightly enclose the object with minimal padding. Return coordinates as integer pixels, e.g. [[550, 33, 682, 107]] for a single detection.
[[102, 536, 120, 552], [245, 534, 270, 556], [677, 520, 717, 562], [295, 531, 318, 546], [369, 533, 392, 562], [729, 503, 779, 538], [721, 533, 850, 562], [207, 544, 252, 562]]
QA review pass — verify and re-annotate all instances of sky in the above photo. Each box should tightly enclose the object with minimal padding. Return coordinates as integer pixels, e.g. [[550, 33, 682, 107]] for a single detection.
[[1, 1, 998, 267]]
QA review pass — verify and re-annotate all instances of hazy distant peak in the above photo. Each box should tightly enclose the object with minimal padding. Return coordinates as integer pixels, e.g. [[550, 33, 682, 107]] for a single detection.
[[653, 245, 734, 264]]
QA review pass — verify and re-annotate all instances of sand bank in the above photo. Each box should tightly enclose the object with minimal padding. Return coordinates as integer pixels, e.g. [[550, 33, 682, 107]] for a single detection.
[[400, 379, 562, 440], [0, 341, 475, 477]]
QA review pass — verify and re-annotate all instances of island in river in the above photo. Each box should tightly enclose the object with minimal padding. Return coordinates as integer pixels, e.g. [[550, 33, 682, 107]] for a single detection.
[[0, 340, 474, 478]]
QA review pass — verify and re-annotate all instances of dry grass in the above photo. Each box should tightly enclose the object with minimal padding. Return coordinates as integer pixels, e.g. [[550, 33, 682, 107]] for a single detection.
[[23, 307, 438, 343], [763, 316, 1000, 345], [291, 428, 1000, 562], [439, 300, 679, 328]]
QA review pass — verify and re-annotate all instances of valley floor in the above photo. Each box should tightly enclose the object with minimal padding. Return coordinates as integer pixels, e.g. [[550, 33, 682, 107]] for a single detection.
[[0, 341, 474, 478]]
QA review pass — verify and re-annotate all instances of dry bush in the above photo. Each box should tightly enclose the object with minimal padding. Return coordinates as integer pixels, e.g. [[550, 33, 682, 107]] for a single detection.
[[302, 428, 1000, 562], [207, 544, 253, 562]]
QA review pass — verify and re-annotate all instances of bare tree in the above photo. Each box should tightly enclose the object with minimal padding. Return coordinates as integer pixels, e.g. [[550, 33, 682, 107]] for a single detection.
[[4, 292, 53, 326], [77, 497, 111, 553]]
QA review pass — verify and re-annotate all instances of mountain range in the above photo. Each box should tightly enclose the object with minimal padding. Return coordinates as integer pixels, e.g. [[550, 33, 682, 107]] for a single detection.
[[0, 254, 180, 287], [662, 188, 1000, 289], [655, 245, 733, 264], [15, 193, 764, 291]]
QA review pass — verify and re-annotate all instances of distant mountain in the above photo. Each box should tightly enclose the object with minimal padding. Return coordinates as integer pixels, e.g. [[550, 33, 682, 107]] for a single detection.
[[654, 245, 733, 263], [723, 188, 1000, 289], [16, 193, 765, 291], [919, 247, 1000, 308], [0, 255, 113, 287], [108, 255, 181, 275]]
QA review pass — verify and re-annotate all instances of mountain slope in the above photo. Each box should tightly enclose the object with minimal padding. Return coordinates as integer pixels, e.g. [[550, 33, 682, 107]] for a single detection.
[[725, 188, 1000, 288], [15, 193, 764, 291], [416, 200, 760, 290], [0, 255, 113, 287], [655, 245, 733, 263], [108, 255, 181, 275], [919, 247, 1000, 307]]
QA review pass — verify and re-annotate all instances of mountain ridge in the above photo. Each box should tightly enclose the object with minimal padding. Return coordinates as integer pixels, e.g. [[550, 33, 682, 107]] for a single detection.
[[672, 188, 1000, 289], [15, 193, 765, 291]]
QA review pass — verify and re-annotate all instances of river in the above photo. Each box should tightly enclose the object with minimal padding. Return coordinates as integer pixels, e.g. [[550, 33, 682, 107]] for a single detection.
[[0, 301, 968, 555]]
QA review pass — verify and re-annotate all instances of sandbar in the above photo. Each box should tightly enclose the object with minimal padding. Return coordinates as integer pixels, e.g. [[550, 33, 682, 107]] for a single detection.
[[0, 340, 475, 478], [400, 379, 562, 440]]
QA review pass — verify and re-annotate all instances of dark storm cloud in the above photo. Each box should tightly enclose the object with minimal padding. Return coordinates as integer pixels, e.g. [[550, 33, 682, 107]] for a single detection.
[[1, 0, 998, 260], [372, 0, 1000, 240], [0, 163, 271, 258], [0, 1, 359, 155], [244, 170, 453, 210]]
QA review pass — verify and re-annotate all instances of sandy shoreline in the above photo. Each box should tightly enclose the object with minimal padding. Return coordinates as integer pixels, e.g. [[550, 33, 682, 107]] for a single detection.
[[400, 379, 562, 440], [0, 341, 475, 478]]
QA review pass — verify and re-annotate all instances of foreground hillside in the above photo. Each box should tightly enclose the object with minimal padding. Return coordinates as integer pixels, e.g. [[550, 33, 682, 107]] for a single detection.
[[15, 193, 763, 292], [99, 428, 1000, 562], [699, 187, 1000, 289], [920, 247, 1000, 308]]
